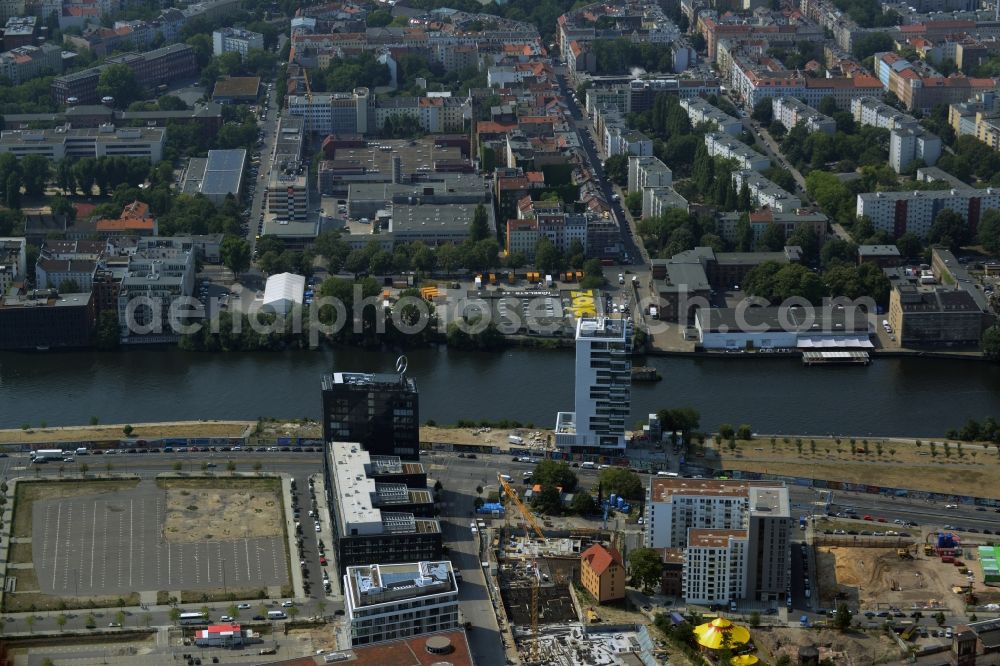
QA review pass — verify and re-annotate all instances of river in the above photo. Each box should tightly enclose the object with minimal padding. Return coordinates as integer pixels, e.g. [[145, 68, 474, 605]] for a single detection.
[[1, 347, 998, 437]]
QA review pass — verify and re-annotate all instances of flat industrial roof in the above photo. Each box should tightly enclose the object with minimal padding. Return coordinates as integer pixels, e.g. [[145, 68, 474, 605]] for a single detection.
[[201, 149, 246, 197]]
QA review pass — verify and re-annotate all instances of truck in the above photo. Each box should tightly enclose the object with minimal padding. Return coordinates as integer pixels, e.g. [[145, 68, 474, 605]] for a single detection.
[[75, 447, 89, 455], [545, 274, 553, 287], [474, 275, 482, 289], [799, 516, 807, 530], [31, 449, 64, 463]]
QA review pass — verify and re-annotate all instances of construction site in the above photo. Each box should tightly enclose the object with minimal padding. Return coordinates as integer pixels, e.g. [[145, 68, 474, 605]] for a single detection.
[[491, 475, 651, 665], [816, 531, 982, 615]]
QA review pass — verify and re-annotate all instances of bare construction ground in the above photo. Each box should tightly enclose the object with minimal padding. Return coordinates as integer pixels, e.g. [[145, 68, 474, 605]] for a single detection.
[[816, 546, 969, 614], [757, 626, 901, 665], [0, 421, 250, 446], [160, 477, 282, 542]]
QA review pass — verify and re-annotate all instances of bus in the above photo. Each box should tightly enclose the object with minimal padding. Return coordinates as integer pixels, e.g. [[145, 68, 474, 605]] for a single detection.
[[178, 612, 208, 625]]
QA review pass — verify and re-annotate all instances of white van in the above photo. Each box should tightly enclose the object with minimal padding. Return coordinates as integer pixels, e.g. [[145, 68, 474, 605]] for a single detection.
[[267, 610, 287, 620], [657, 471, 679, 477], [498, 474, 512, 482], [580, 461, 595, 469]]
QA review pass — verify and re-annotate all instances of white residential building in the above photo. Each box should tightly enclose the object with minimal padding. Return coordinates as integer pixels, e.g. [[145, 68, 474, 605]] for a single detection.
[[857, 188, 1000, 238], [646, 478, 791, 605], [772, 97, 836, 134], [117, 238, 195, 341], [889, 127, 941, 173], [732, 170, 802, 213], [850, 96, 919, 131], [555, 317, 632, 452], [643, 186, 689, 219], [212, 27, 264, 58], [344, 560, 459, 646], [628, 156, 672, 193], [679, 97, 742, 135], [704, 133, 770, 172], [0, 125, 165, 161]]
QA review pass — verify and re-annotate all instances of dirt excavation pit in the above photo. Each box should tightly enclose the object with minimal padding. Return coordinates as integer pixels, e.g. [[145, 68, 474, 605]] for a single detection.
[[817, 546, 969, 614], [163, 484, 283, 542]]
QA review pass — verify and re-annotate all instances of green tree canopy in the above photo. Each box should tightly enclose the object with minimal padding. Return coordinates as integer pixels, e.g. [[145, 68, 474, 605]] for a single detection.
[[598, 467, 644, 500], [97, 64, 142, 108], [629, 548, 663, 592], [532, 460, 578, 492]]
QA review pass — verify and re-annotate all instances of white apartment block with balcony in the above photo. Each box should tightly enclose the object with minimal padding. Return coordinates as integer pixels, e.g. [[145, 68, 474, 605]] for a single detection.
[[683, 529, 749, 605], [555, 317, 633, 452], [732, 170, 802, 213], [704, 133, 770, 172], [212, 27, 264, 58], [889, 127, 941, 173], [857, 188, 1000, 238], [850, 97, 919, 131], [628, 156, 673, 193], [344, 560, 459, 646], [679, 97, 742, 136], [646, 479, 791, 605], [772, 97, 836, 134]]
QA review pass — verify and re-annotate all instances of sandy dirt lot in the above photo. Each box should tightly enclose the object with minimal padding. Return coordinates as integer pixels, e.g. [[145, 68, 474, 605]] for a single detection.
[[160, 479, 283, 542], [816, 546, 969, 614], [756, 626, 901, 665], [0, 421, 251, 446], [421, 426, 552, 450], [706, 437, 1000, 498]]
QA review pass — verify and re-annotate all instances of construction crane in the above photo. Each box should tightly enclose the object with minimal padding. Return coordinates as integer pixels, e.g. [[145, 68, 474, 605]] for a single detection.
[[498, 474, 545, 663], [302, 67, 313, 102]]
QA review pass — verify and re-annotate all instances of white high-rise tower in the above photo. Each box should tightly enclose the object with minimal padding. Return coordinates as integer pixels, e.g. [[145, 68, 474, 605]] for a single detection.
[[555, 317, 633, 452]]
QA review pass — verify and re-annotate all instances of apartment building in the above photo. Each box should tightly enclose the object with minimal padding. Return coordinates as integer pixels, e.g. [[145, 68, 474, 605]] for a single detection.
[[643, 186, 689, 219], [771, 97, 835, 134], [679, 97, 742, 136], [948, 91, 999, 138], [584, 78, 721, 117], [117, 239, 195, 341], [344, 560, 458, 646], [0, 43, 60, 85], [555, 317, 633, 453], [0, 237, 25, 293], [875, 52, 997, 111], [212, 27, 263, 58], [731, 170, 801, 213], [580, 544, 626, 603], [0, 125, 165, 161], [851, 96, 920, 131], [325, 442, 442, 575], [856, 188, 1000, 238], [889, 127, 941, 173], [646, 478, 791, 605], [627, 155, 673, 193], [717, 209, 827, 249], [704, 133, 770, 172]]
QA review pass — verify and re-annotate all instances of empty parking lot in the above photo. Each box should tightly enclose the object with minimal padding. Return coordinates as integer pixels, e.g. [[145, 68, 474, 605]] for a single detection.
[[32, 480, 288, 596]]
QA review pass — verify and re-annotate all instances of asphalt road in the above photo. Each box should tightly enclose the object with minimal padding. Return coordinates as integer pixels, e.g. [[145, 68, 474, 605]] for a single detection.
[[249, 81, 280, 256], [553, 68, 642, 266]]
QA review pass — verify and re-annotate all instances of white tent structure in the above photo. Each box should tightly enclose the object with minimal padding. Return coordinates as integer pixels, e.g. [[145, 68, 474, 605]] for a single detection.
[[262, 272, 305, 315]]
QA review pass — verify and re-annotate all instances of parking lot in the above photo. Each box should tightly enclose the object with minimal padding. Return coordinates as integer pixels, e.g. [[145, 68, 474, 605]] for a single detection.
[[32, 480, 288, 596]]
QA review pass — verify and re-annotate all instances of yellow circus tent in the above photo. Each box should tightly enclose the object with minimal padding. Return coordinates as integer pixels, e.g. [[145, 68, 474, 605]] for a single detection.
[[730, 655, 759, 665], [693, 617, 752, 650]]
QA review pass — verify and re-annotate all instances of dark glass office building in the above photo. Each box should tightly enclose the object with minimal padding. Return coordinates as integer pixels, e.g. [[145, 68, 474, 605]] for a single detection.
[[321, 371, 419, 460]]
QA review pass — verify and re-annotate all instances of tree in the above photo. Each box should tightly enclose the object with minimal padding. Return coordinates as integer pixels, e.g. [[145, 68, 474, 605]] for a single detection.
[[934, 611, 946, 627], [56, 613, 67, 631], [597, 467, 644, 500], [469, 203, 490, 242], [629, 548, 663, 592], [979, 209, 1000, 255], [122, 424, 133, 436], [603, 154, 628, 186], [221, 236, 251, 276], [896, 232, 923, 259], [20, 155, 50, 197], [928, 208, 969, 252], [749, 610, 761, 628], [571, 491, 596, 515], [736, 424, 753, 440], [531, 484, 563, 514], [97, 64, 142, 108], [834, 603, 853, 632], [983, 327, 1000, 360], [5, 172, 21, 209], [718, 424, 735, 440], [532, 460, 578, 492], [751, 98, 773, 124], [759, 222, 786, 251]]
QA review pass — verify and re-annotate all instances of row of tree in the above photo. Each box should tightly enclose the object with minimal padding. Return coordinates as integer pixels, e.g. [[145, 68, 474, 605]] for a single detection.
[[741, 259, 891, 305]]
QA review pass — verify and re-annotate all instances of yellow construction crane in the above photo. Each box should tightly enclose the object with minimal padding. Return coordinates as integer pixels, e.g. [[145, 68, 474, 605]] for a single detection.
[[302, 67, 313, 102], [499, 475, 545, 663]]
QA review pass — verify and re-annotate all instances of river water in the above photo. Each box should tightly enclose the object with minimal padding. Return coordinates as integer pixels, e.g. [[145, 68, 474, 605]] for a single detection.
[[1, 347, 998, 437]]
